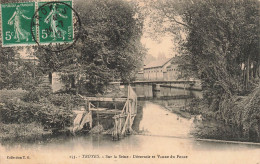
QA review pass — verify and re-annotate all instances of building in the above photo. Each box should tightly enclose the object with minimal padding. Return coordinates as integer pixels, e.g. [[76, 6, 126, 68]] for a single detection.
[[135, 70, 144, 81], [142, 58, 180, 81], [165, 63, 179, 80]]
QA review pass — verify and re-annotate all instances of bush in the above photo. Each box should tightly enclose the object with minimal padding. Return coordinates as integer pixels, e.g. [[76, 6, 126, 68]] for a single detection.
[[193, 85, 260, 142], [0, 100, 41, 124], [47, 94, 85, 109], [0, 88, 87, 132], [0, 122, 49, 141], [0, 89, 27, 103], [36, 103, 73, 130], [0, 99, 73, 131], [22, 87, 51, 102]]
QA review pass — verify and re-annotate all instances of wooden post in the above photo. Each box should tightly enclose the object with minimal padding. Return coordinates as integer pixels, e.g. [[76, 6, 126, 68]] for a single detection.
[[121, 114, 130, 135]]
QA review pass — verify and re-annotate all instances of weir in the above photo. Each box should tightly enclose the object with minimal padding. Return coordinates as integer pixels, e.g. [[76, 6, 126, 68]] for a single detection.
[[72, 86, 137, 140]]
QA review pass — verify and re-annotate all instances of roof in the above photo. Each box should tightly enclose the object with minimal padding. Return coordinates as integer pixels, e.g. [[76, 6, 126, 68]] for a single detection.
[[144, 58, 172, 69]]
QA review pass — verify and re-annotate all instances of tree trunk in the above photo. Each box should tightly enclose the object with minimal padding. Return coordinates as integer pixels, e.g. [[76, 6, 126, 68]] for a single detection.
[[48, 72, 52, 84], [71, 75, 76, 88], [258, 65, 260, 78], [252, 63, 257, 78], [245, 57, 250, 90]]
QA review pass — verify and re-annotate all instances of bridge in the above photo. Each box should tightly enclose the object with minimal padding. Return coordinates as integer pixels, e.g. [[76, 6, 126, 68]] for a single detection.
[[119, 80, 196, 85], [125, 80, 196, 85], [111, 80, 202, 92]]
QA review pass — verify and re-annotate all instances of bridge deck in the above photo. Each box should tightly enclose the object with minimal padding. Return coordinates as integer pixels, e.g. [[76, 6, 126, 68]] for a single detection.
[[120, 80, 196, 85]]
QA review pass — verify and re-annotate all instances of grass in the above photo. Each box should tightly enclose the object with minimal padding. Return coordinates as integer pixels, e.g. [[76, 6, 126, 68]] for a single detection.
[[0, 122, 51, 142]]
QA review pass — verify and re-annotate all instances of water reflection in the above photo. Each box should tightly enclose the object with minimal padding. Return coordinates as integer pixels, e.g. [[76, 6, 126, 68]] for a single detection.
[[130, 84, 202, 99], [1, 101, 260, 164], [1, 85, 259, 164], [136, 102, 192, 137]]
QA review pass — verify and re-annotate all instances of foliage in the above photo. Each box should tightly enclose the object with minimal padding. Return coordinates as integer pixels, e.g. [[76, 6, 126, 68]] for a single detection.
[[0, 98, 73, 131], [34, 0, 145, 94], [0, 89, 27, 103], [47, 94, 85, 109], [0, 122, 48, 141], [0, 100, 42, 124], [0, 46, 44, 90], [35, 102, 73, 131], [0, 47, 18, 89], [149, 0, 260, 141], [220, 85, 260, 142], [22, 87, 51, 102]]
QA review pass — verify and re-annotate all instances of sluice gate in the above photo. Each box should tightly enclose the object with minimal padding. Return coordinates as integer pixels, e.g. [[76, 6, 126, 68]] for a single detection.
[[72, 86, 137, 140]]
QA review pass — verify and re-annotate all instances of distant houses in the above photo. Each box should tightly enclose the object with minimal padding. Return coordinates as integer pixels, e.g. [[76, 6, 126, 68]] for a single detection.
[[136, 57, 181, 81]]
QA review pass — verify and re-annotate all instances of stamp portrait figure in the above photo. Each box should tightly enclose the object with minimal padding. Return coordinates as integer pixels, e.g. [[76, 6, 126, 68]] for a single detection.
[[44, 3, 68, 40], [8, 5, 31, 42]]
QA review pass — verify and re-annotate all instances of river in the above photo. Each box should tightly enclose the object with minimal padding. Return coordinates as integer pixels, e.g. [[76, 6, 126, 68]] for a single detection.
[[0, 85, 259, 164]]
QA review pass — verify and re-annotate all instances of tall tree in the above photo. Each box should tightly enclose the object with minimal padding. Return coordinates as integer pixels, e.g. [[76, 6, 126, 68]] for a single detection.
[[37, 0, 145, 94], [149, 0, 260, 110]]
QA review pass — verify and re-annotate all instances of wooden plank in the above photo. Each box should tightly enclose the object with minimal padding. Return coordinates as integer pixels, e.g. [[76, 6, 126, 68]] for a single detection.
[[72, 110, 86, 114], [121, 114, 130, 135], [92, 109, 122, 114], [85, 97, 128, 102], [121, 100, 128, 114], [113, 114, 135, 119], [90, 108, 107, 111]]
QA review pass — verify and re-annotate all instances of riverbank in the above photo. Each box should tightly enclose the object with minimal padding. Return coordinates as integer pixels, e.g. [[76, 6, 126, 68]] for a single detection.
[[0, 85, 129, 142], [189, 86, 260, 143], [0, 89, 77, 142], [0, 122, 51, 142]]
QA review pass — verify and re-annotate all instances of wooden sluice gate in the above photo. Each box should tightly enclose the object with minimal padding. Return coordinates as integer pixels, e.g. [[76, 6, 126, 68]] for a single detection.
[[72, 86, 138, 140]]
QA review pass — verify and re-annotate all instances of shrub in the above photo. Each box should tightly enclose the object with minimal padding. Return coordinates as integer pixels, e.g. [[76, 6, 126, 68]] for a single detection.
[[0, 122, 49, 141], [0, 100, 41, 124], [22, 87, 51, 102], [0, 99, 73, 131], [0, 89, 27, 103], [36, 103, 73, 130], [47, 94, 85, 109]]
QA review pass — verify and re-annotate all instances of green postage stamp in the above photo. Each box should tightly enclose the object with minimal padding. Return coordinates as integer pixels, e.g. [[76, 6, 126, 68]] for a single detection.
[[1, 2, 36, 46], [38, 1, 73, 44], [1, 1, 73, 47]]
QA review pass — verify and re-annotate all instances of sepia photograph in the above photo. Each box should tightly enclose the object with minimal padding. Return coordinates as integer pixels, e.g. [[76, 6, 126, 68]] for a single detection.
[[0, 0, 259, 163]]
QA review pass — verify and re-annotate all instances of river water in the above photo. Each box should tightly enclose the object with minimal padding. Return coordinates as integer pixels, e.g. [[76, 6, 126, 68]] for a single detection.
[[0, 85, 259, 164]]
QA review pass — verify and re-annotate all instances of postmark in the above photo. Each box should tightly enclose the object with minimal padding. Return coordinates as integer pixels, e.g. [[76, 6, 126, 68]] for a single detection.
[[31, 1, 81, 52], [1, 2, 36, 46]]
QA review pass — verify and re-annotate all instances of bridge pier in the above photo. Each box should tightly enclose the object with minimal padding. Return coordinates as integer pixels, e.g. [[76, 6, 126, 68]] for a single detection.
[[152, 84, 161, 91], [152, 84, 161, 98]]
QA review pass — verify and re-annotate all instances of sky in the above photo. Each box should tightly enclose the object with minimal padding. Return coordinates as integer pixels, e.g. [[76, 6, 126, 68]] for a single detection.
[[141, 35, 175, 59], [140, 8, 175, 59]]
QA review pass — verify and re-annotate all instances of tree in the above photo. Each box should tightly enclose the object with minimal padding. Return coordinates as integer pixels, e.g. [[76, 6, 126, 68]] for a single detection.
[[38, 0, 145, 94], [149, 0, 259, 109], [147, 0, 260, 141]]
